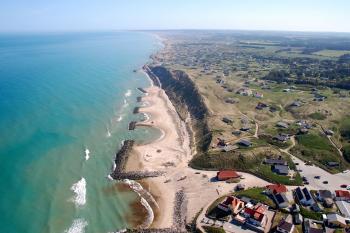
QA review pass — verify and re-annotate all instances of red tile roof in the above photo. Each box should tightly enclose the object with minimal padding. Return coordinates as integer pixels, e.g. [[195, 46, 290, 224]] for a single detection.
[[217, 170, 240, 181], [244, 207, 265, 222], [335, 190, 350, 199], [266, 184, 288, 194]]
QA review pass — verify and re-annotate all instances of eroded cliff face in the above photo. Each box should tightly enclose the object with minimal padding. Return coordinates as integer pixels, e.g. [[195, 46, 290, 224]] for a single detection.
[[149, 66, 212, 153]]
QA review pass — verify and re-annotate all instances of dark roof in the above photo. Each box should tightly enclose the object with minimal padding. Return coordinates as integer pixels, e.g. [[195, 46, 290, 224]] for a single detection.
[[295, 187, 304, 201], [303, 187, 313, 201], [274, 164, 290, 174], [238, 139, 252, 147], [318, 190, 332, 199], [275, 193, 288, 204], [277, 220, 294, 232]]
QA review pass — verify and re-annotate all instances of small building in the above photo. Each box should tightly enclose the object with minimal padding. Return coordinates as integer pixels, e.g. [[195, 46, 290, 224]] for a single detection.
[[274, 133, 290, 142], [232, 130, 242, 136], [273, 164, 290, 175], [336, 201, 350, 218], [335, 190, 350, 201], [240, 126, 251, 131], [277, 220, 295, 233], [217, 170, 241, 181], [276, 121, 289, 129], [316, 190, 333, 202], [304, 219, 324, 233], [295, 187, 315, 206], [326, 213, 348, 228], [237, 139, 252, 147], [222, 117, 233, 124], [256, 102, 268, 110], [273, 192, 290, 208], [290, 101, 302, 107]]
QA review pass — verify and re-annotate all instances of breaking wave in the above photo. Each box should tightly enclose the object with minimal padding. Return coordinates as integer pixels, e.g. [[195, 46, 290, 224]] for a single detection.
[[64, 218, 88, 233], [70, 178, 86, 207], [123, 179, 157, 228], [124, 89, 132, 97]]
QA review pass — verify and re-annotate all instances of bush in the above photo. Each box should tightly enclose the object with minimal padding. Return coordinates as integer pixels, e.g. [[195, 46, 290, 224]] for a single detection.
[[203, 226, 225, 233], [309, 112, 327, 120]]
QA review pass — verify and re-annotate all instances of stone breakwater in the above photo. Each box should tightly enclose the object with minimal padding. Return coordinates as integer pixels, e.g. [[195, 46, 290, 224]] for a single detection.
[[111, 140, 163, 180]]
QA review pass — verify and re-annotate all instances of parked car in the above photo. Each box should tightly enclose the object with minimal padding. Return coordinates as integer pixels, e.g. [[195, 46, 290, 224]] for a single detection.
[[323, 181, 329, 184], [314, 176, 321, 179], [341, 184, 347, 188]]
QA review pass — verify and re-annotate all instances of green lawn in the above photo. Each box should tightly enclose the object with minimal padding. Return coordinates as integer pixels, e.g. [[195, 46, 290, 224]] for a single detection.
[[235, 187, 276, 208], [296, 133, 332, 151], [309, 112, 327, 120]]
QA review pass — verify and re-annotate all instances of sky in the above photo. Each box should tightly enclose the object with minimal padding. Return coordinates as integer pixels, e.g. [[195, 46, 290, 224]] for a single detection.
[[0, 0, 349, 32]]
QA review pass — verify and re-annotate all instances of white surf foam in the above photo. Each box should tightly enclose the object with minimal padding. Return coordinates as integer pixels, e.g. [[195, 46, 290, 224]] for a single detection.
[[123, 179, 157, 228], [117, 115, 123, 122], [84, 148, 90, 161], [70, 178, 86, 207], [106, 127, 111, 138], [142, 113, 150, 122], [124, 89, 132, 97], [64, 218, 88, 233]]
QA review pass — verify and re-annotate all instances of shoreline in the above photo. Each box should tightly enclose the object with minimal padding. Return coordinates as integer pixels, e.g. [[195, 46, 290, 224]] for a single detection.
[[123, 65, 271, 230]]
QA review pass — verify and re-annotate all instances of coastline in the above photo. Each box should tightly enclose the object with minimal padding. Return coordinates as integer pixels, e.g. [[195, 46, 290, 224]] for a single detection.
[[124, 70, 270, 230]]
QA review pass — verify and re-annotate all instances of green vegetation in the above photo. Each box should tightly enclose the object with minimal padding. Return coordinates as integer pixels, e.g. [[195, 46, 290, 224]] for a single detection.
[[313, 50, 350, 58], [300, 206, 323, 221], [340, 117, 350, 140], [235, 187, 276, 208], [297, 133, 332, 151], [190, 151, 302, 185], [343, 145, 350, 162], [203, 226, 225, 233], [309, 112, 327, 120], [206, 196, 227, 215], [292, 133, 349, 173]]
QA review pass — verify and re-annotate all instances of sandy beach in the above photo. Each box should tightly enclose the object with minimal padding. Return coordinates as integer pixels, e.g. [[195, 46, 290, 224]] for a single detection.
[[125, 85, 271, 229]]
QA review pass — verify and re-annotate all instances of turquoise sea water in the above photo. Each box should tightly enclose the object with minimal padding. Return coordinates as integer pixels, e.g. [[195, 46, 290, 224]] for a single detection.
[[0, 32, 160, 233]]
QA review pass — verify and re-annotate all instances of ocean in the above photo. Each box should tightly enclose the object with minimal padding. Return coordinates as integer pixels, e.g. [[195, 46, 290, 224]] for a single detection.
[[0, 31, 161, 233]]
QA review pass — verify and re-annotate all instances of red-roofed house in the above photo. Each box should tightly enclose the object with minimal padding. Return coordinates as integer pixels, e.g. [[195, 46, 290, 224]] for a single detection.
[[217, 170, 241, 181], [335, 190, 350, 201], [266, 184, 288, 194], [242, 204, 268, 227]]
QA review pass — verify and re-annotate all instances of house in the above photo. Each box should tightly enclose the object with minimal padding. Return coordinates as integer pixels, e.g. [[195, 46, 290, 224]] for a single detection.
[[266, 184, 288, 194], [217, 170, 241, 181], [236, 88, 252, 96], [276, 121, 289, 129], [243, 203, 268, 229], [316, 190, 333, 202], [274, 133, 290, 142], [232, 130, 242, 136], [222, 117, 233, 124], [273, 164, 290, 175], [277, 220, 295, 233], [273, 192, 290, 208], [256, 102, 268, 110], [290, 101, 302, 107], [326, 213, 348, 228], [229, 196, 245, 215], [264, 158, 287, 166], [295, 187, 315, 206], [240, 125, 251, 131], [335, 190, 350, 201], [336, 201, 350, 218], [237, 139, 252, 147], [304, 219, 324, 233]]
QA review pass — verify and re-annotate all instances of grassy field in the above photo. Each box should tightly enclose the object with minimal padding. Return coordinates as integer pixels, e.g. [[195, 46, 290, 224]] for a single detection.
[[291, 133, 349, 173], [235, 187, 276, 208], [312, 49, 350, 57]]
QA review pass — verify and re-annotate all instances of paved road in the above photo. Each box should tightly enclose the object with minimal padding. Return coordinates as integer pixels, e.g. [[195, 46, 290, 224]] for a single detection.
[[291, 155, 350, 191]]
